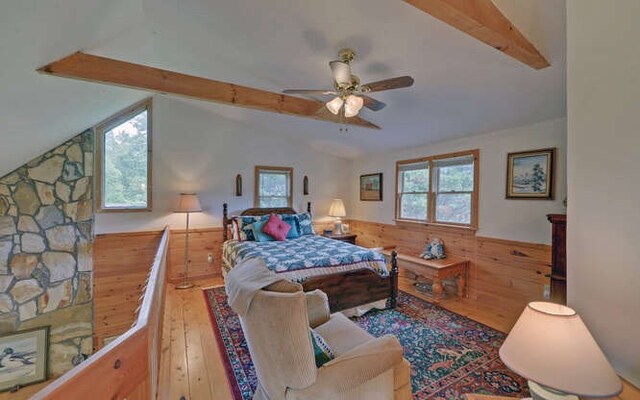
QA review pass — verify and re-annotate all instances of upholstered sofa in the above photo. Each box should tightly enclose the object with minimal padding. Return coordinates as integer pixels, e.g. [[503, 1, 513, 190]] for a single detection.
[[239, 280, 412, 400]]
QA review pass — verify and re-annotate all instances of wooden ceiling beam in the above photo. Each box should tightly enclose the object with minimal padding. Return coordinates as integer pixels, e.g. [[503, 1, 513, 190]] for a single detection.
[[37, 52, 380, 129], [403, 0, 550, 69]]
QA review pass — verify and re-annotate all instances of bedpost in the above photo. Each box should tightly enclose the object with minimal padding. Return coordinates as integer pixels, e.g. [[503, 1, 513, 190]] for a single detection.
[[307, 201, 311, 214], [223, 203, 228, 242], [389, 250, 399, 309]]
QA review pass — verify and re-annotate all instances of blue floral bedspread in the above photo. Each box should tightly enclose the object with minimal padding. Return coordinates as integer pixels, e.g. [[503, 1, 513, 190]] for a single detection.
[[222, 235, 388, 283]]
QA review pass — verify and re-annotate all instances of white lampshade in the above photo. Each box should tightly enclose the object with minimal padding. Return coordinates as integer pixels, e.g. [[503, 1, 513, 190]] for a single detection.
[[344, 95, 364, 117], [330, 60, 352, 86], [326, 97, 344, 115], [499, 302, 621, 398], [175, 193, 202, 213], [328, 199, 346, 218]]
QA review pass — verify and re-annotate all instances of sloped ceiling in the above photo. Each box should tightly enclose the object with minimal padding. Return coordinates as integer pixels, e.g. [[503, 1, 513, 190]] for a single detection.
[[0, 0, 565, 174]]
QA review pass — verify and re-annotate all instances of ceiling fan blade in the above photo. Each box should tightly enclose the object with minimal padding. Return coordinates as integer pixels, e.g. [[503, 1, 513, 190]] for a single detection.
[[283, 89, 337, 95], [361, 95, 386, 111], [361, 76, 414, 93], [329, 60, 352, 85]]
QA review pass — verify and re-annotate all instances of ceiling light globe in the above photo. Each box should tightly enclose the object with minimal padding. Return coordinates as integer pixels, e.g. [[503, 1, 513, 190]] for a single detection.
[[326, 96, 344, 115]]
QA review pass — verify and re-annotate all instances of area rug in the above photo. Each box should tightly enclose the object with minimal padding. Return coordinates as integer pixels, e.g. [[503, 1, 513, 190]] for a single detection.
[[203, 287, 529, 400]]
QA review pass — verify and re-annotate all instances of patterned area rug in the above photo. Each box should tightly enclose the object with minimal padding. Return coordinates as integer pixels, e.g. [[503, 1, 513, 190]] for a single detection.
[[203, 287, 529, 400]]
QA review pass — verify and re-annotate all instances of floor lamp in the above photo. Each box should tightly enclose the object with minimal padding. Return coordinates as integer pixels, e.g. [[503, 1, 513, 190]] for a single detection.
[[175, 193, 202, 290]]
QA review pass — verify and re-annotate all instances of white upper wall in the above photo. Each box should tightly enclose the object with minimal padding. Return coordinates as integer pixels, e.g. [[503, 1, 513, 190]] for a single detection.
[[0, 0, 566, 176], [567, 0, 640, 385], [348, 118, 567, 244], [94, 96, 350, 234]]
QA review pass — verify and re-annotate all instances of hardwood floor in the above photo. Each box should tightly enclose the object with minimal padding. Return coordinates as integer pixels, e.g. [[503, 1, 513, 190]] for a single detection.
[[157, 275, 640, 400]]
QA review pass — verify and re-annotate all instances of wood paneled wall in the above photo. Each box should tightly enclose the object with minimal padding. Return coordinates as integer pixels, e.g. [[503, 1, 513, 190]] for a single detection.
[[93, 227, 222, 346], [94, 231, 164, 347], [348, 219, 551, 322]]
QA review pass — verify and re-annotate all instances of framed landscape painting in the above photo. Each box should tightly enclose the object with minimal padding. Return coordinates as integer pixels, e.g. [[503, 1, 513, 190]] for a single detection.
[[0, 327, 49, 392], [506, 148, 556, 199], [360, 173, 383, 201]]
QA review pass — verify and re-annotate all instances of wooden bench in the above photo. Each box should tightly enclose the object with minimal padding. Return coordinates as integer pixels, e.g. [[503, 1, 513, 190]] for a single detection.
[[383, 250, 468, 303]]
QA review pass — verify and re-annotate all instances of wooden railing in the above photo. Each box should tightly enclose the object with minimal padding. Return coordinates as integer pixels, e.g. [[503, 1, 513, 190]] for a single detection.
[[31, 227, 171, 400]]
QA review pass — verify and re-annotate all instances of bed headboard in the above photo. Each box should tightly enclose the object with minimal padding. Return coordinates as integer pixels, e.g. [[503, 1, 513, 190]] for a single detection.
[[222, 202, 312, 241]]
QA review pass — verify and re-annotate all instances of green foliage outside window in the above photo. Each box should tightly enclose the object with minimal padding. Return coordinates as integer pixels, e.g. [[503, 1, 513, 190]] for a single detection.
[[103, 109, 149, 208]]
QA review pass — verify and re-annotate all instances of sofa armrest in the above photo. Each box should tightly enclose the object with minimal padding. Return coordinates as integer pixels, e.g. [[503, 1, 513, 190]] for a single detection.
[[287, 335, 404, 399], [305, 290, 330, 328]]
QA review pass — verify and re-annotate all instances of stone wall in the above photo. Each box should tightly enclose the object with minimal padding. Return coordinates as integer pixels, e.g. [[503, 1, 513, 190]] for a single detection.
[[0, 130, 94, 377]]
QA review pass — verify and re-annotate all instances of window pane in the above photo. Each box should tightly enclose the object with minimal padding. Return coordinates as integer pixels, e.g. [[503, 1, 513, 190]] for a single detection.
[[401, 168, 429, 192], [260, 173, 289, 197], [103, 110, 148, 208], [437, 163, 474, 192], [259, 197, 289, 208], [436, 193, 471, 224], [400, 193, 428, 220]]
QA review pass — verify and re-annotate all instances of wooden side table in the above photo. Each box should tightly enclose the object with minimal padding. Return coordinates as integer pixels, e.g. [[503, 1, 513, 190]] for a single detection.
[[383, 251, 468, 303], [323, 233, 357, 245]]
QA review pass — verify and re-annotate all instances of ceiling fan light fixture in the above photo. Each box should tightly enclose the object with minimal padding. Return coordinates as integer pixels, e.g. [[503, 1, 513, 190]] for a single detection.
[[326, 96, 344, 115], [330, 60, 352, 86], [344, 95, 364, 117]]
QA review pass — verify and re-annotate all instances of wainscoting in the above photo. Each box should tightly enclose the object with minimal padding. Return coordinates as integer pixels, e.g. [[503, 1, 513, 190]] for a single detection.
[[93, 220, 550, 345], [347, 219, 551, 324]]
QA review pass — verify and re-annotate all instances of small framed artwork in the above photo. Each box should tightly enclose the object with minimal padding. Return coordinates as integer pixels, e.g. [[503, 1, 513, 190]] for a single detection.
[[506, 148, 556, 199], [0, 327, 49, 392], [303, 176, 309, 196], [360, 173, 383, 201]]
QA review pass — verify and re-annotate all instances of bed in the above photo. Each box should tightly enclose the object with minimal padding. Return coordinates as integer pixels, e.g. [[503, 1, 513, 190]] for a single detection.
[[222, 202, 398, 313]]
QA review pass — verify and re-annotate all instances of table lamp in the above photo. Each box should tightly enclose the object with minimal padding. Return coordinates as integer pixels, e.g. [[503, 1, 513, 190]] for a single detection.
[[328, 199, 347, 235], [174, 193, 202, 290], [499, 302, 621, 400]]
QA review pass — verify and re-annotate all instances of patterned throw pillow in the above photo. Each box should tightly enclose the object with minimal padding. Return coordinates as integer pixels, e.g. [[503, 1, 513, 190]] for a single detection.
[[237, 215, 269, 241], [296, 212, 315, 236], [280, 214, 301, 239], [421, 238, 446, 260], [309, 328, 334, 367]]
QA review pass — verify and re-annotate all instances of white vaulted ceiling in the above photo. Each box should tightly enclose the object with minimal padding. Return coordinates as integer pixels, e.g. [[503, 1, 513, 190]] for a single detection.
[[0, 0, 565, 173]]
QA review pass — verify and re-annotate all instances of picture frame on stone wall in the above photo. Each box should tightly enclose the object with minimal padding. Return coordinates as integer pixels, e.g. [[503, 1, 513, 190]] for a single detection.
[[0, 326, 49, 392]]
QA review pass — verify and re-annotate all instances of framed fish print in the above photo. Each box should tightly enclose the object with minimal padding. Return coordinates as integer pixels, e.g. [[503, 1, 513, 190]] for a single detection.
[[360, 173, 383, 201], [0, 327, 49, 392], [506, 148, 556, 199]]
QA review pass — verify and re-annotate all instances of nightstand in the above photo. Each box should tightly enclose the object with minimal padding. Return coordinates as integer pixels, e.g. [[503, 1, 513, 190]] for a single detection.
[[323, 233, 357, 245]]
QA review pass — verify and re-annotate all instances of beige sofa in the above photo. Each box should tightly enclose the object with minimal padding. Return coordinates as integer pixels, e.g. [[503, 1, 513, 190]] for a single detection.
[[239, 281, 412, 400]]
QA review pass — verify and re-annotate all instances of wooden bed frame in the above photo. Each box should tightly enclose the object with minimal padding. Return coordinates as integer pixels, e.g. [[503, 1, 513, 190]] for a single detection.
[[222, 202, 399, 311]]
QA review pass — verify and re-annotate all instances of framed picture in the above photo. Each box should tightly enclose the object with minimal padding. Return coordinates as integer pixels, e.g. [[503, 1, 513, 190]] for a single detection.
[[0, 327, 49, 392], [506, 148, 556, 199], [360, 173, 383, 201]]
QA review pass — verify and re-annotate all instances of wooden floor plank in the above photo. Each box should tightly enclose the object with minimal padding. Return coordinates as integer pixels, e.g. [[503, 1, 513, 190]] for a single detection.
[[168, 285, 190, 400], [182, 289, 214, 399]]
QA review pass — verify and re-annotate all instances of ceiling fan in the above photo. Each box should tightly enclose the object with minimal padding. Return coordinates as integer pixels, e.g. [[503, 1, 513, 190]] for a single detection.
[[283, 48, 414, 118]]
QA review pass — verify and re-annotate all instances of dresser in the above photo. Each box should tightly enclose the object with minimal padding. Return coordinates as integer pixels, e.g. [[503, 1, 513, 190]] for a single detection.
[[323, 233, 357, 245], [547, 214, 567, 304]]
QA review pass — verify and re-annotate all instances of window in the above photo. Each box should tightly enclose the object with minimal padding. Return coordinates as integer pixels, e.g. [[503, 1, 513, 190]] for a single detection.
[[255, 166, 293, 208], [96, 99, 152, 212], [395, 150, 478, 228]]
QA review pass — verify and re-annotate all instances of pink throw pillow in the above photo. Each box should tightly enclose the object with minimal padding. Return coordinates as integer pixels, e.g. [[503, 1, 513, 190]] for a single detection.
[[262, 213, 291, 241]]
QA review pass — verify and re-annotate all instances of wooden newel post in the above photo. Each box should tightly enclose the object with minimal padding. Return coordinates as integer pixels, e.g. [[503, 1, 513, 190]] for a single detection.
[[389, 250, 399, 308]]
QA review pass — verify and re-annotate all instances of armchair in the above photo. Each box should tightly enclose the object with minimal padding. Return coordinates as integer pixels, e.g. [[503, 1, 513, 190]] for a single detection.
[[239, 280, 412, 400]]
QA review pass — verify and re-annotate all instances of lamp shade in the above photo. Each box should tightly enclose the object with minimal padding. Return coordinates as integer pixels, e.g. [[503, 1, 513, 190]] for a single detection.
[[328, 199, 346, 218], [175, 193, 202, 213], [499, 302, 621, 397], [344, 95, 364, 117]]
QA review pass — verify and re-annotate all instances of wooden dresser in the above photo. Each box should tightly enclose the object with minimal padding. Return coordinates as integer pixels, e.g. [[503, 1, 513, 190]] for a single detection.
[[547, 214, 567, 304]]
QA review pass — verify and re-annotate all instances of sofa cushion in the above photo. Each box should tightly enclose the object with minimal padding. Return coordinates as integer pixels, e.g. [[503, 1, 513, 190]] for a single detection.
[[314, 313, 373, 356], [310, 327, 335, 367]]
